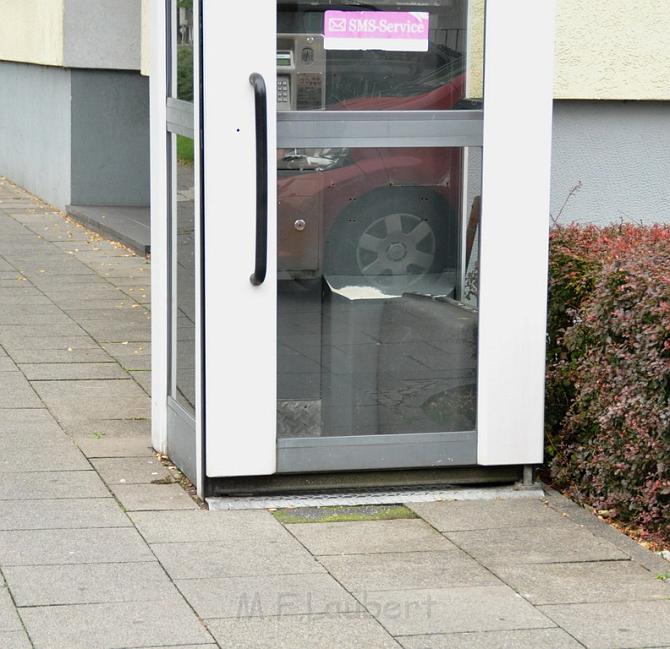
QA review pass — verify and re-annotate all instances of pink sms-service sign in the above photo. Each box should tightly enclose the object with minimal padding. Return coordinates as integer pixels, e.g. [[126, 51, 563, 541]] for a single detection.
[[324, 10, 429, 52]]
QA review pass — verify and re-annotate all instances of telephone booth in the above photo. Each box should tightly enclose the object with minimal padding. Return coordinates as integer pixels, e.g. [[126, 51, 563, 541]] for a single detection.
[[150, 0, 555, 498]]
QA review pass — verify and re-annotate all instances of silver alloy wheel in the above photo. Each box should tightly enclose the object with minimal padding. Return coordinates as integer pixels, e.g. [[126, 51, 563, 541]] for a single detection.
[[355, 212, 436, 284]]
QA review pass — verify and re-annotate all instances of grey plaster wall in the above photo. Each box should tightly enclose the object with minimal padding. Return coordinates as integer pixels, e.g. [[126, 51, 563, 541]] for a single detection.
[[551, 100, 670, 225], [0, 62, 72, 209], [71, 70, 150, 206], [63, 0, 141, 70]]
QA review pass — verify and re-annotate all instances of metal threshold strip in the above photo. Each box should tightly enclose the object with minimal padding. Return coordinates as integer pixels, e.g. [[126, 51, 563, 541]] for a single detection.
[[207, 484, 545, 510]]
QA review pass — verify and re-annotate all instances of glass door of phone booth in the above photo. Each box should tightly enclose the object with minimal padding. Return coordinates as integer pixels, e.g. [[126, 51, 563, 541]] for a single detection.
[[204, 0, 484, 480], [197, 0, 553, 484]]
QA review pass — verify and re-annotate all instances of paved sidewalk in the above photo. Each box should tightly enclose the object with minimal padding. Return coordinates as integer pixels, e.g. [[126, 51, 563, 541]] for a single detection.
[[0, 178, 669, 649]]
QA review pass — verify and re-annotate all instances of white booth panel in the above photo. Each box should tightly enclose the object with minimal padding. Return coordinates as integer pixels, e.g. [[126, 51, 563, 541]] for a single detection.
[[203, 1, 277, 477], [477, 0, 555, 465]]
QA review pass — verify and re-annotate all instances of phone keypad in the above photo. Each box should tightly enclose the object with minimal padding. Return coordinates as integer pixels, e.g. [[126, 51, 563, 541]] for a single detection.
[[277, 77, 290, 105]]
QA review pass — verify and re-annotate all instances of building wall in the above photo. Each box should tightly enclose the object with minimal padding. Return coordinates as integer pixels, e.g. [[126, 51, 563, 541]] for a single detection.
[[64, 0, 141, 70], [551, 101, 670, 224], [141, 0, 151, 76], [0, 61, 72, 208], [554, 0, 670, 100], [0, 0, 64, 66], [71, 70, 150, 206]]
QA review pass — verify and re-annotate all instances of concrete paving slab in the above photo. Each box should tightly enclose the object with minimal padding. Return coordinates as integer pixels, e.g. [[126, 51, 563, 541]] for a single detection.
[[111, 484, 197, 511], [207, 612, 401, 649], [0, 323, 87, 338], [1, 335, 99, 351], [31, 379, 150, 423], [74, 434, 154, 458], [539, 600, 670, 649], [0, 527, 154, 566], [130, 509, 288, 544], [361, 585, 553, 636], [8, 348, 113, 363], [0, 630, 32, 648], [398, 628, 584, 648], [79, 319, 150, 343], [446, 524, 630, 565], [20, 363, 127, 380], [287, 519, 457, 556], [101, 341, 150, 370], [0, 498, 128, 530], [5, 562, 179, 607], [0, 471, 110, 500], [151, 539, 324, 579], [493, 560, 670, 605], [20, 599, 213, 649], [0, 445, 90, 472], [409, 498, 566, 531], [91, 457, 169, 485], [0, 372, 42, 408], [178, 573, 357, 619], [0, 358, 17, 372], [0, 589, 21, 632], [319, 550, 499, 592], [130, 369, 151, 394]]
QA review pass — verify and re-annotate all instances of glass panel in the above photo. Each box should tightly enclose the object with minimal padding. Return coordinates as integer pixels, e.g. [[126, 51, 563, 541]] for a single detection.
[[176, 1, 194, 101], [277, 146, 481, 438], [277, 0, 483, 111], [174, 136, 196, 414]]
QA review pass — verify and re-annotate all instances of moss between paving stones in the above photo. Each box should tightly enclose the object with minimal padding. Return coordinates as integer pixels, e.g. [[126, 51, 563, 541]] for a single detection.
[[271, 504, 417, 524]]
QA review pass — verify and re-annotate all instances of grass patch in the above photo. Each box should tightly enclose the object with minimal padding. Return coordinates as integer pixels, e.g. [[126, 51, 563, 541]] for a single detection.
[[272, 504, 417, 525], [177, 135, 194, 164]]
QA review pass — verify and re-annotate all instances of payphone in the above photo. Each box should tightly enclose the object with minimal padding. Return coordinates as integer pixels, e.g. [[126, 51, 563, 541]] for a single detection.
[[276, 34, 326, 111]]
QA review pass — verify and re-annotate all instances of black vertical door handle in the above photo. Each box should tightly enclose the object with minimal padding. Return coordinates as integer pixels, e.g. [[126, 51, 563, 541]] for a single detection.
[[249, 72, 268, 286]]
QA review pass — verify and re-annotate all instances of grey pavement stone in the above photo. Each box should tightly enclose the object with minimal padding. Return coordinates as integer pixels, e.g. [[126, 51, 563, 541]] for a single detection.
[[0, 372, 42, 408], [178, 573, 357, 619], [398, 628, 584, 649], [319, 550, 499, 592], [0, 408, 61, 432], [207, 612, 401, 649], [31, 379, 150, 423], [0, 358, 17, 372], [2, 335, 99, 351], [539, 600, 670, 649], [361, 586, 553, 636], [0, 527, 155, 566], [0, 323, 87, 338], [446, 524, 630, 565], [151, 539, 324, 579], [0, 589, 21, 631], [130, 510, 289, 544], [101, 342, 150, 370], [0, 471, 110, 500], [5, 562, 179, 607], [91, 457, 169, 485], [409, 498, 566, 531], [75, 434, 154, 458], [111, 484, 197, 511], [493, 560, 670, 605], [130, 370, 151, 394], [64, 307, 149, 322], [0, 630, 32, 648], [0, 445, 90, 472], [79, 319, 150, 343], [20, 363, 128, 380], [0, 498, 128, 530], [287, 519, 456, 556], [8, 348, 113, 363], [20, 598, 213, 649]]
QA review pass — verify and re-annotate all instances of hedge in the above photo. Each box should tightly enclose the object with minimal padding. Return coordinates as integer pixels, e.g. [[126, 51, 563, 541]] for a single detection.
[[546, 223, 670, 544]]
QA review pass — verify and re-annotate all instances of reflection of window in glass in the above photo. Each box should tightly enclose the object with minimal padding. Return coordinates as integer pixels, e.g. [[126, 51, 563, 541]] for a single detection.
[[174, 137, 196, 414], [176, 0, 194, 101], [276, 0, 484, 110]]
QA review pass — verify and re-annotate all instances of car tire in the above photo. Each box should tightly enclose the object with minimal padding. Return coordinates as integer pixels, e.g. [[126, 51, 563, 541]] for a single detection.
[[324, 190, 455, 289]]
